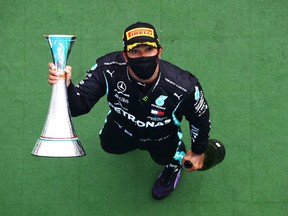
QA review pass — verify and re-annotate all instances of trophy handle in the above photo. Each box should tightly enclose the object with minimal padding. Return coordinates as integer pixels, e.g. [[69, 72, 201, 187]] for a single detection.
[[32, 35, 85, 157]]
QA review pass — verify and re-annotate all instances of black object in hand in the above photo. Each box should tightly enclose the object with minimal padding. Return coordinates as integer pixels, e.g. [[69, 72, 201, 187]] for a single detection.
[[184, 161, 193, 169]]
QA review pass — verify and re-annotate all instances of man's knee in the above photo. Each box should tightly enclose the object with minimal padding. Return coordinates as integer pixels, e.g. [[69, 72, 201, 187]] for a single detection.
[[99, 134, 137, 154]]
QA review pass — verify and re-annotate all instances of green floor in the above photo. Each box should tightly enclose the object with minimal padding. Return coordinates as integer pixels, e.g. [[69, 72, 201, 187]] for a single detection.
[[1, 0, 287, 215]]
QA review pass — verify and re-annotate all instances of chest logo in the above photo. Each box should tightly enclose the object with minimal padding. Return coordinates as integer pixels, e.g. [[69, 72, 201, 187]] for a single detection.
[[106, 69, 115, 78], [155, 95, 167, 107], [173, 93, 182, 101], [117, 81, 126, 93]]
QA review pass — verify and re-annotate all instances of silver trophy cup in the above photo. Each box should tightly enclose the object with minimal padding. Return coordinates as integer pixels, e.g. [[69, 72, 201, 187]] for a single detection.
[[32, 35, 85, 157]]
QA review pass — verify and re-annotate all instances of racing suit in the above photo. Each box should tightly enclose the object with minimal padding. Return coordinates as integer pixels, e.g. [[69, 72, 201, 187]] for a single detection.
[[67, 51, 211, 165]]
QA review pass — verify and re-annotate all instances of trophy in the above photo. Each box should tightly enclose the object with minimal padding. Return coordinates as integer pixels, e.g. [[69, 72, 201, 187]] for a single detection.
[[32, 35, 85, 157]]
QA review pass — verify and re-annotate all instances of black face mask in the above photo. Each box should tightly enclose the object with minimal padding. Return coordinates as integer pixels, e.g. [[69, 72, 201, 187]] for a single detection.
[[127, 55, 158, 80]]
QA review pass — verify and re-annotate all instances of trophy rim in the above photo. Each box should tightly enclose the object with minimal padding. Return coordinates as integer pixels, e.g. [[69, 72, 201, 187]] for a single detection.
[[43, 34, 77, 38]]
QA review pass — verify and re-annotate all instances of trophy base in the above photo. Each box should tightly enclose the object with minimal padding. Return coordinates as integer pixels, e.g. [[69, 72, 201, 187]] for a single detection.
[[32, 138, 85, 157]]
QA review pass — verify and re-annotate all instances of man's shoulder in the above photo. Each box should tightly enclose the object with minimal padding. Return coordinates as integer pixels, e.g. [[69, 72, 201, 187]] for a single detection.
[[160, 60, 198, 85], [96, 51, 126, 66]]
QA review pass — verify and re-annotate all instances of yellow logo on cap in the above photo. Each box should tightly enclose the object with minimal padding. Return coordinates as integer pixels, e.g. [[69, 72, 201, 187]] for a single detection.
[[126, 28, 154, 40]]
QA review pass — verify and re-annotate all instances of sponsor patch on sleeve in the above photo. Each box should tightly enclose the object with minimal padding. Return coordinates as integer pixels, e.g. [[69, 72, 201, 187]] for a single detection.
[[194, 86, 208, 116]]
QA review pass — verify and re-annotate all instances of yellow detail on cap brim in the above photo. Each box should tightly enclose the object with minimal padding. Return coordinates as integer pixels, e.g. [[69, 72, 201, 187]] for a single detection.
[[127, 42, 158, 51]]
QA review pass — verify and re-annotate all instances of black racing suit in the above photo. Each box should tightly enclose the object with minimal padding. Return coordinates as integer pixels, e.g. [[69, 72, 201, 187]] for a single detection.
[[67, 51, 211, 165]]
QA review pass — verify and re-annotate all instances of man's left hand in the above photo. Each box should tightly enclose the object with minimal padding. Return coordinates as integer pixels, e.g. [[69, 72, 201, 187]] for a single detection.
[[182, 150, 205, 172]]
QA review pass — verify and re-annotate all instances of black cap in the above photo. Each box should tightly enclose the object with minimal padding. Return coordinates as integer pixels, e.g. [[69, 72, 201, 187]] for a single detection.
[[122, 22, 161, 52]]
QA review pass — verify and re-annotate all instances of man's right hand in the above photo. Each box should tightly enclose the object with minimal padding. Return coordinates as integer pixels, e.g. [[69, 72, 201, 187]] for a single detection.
[[48, 62, 72, 87]]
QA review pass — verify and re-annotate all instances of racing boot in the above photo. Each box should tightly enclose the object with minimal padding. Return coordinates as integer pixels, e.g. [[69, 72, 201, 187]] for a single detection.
[[152, 164, 181, 200], [152, 142, 186, 200]]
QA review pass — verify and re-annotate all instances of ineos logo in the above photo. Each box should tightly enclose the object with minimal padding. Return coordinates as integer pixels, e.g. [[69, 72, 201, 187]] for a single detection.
[[117, 81, 126, 92]]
